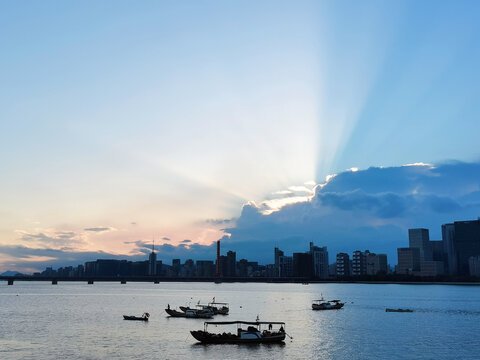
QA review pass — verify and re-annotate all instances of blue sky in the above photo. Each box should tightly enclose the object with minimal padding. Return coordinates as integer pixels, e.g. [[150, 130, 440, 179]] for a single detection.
[[1, 1, 479, 271]]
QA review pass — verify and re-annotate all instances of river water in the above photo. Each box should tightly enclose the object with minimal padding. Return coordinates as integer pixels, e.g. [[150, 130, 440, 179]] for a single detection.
[[1, 281, 479, 359]]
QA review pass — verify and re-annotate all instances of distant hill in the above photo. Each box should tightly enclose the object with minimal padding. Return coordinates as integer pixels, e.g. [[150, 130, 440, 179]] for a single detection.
[[0, 271, 22, 276]]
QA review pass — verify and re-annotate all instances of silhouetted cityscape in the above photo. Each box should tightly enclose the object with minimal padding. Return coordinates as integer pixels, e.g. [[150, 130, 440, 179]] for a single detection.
[[17, 218, 480, 281]]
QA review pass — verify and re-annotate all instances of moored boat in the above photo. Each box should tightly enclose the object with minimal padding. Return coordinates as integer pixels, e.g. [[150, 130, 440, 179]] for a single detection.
[[207, 302, 229, 315], [123, 312, 149, 321], [166, 307, 213, 318], [386, 308, 413, 313], [181, 302, 229, 315], [191, 321, 286, 344], [312, 299, 344, 310]]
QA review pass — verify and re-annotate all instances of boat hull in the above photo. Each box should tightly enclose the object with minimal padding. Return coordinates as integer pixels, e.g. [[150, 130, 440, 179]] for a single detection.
[[123, 315, 148, 321], [190, 330, 285, 344], [385, 308, 413, 313], [165, 309, 213, 318], [312, 303, 344, 310]]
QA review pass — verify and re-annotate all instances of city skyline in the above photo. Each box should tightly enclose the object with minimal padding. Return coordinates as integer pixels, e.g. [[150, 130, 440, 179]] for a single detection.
[[5, 216, 480, 280], [2, 1, 480, 273]]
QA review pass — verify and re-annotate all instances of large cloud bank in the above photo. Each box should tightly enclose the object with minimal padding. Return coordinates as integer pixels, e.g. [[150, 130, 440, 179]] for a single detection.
[[221, 161, 480, 263]]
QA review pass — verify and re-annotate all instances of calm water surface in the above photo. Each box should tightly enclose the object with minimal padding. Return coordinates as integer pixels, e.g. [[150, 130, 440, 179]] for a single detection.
[[1, 281, 479, 359]]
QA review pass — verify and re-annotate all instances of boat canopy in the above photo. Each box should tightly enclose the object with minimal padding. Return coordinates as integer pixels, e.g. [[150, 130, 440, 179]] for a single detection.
[[209, 302, 229, 305], [205, 321, 285, 325]]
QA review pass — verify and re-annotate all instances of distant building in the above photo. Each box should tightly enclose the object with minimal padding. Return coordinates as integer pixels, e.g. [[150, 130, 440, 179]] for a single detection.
[[293, 253, 313, 277], [336, 253, 350, 277], [278, 255, 293, 277], [419, 261, 444, 277], [90, 259, 125, 276], [468, 256, 480, 277], [172, 259, 181, 276], [442, 223, 456, 275], [196, 260, 215, 277], [442, 219, 480, 275], [366, 252, 388, 275], [310, 242, 329, 279], [396, 228, 446, 277], [148, 248, 157, 276], [430, 240, 444, 262], [226, 251, 236, 277], [397, 247, 420, 275], [179, 259, 194, 277], [409, 228, 431, 261], [236, 259, 249, 277], [131, 261, 148, 276], [274, 247, 284, 277], [217, 251, 236, 277], [352, 250, 368, 276]]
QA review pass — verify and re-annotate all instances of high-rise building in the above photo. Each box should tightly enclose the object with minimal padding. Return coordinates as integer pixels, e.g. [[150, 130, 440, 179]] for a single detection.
[[397, 248, 420, 275], [172, 259, 181, 276], [442, 223, 456, 275], [293, 253, 313, 277], [399, 228, 445, 277], [352, 250, 368, 276], [336, 253, 350, 277], [366, 252, 388, 275], [226, 250, 236, 277], [409, 228, 431, 261], [442, 219, 480, 275], [148, 247, 157, 275], [278, 255, 293, 277], [274, 247, 284, 277], [310, 242, 329, 279]]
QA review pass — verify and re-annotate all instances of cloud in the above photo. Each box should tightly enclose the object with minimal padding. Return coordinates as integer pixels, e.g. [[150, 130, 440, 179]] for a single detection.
[[219, 161, 480, 263], [84, 227, 115, 233], [205, 218, 234, 225], [162, 237, 171, 241], [181, 239, 192, 243], [16, 230, 83, 248]]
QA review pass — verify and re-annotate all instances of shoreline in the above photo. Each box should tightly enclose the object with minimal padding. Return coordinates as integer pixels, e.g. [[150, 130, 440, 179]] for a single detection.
[[1, 276, 480, 286]]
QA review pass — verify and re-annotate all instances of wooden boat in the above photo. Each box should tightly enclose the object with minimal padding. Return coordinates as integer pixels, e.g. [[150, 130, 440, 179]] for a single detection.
[[386, 308, 413, 313], [191, 321, 286, 344], [180, 302, 229, 315], [123, 312, 149, 321], [165, 308, 213, 318], [312, 299, 344, 310]]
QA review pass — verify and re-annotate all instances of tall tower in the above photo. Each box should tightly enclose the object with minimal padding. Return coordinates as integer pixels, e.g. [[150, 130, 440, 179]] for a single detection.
[[216, 240, 221, 277], [148, 240, 157, 275]]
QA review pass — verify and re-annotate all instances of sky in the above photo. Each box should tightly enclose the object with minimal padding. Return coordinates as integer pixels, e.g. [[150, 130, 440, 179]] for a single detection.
[[1, 1, 480, 272]]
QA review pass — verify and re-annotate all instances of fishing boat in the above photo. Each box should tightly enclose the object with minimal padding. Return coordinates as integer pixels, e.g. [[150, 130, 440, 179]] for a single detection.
[[165, 307, 214, 318], [312, 298, 345, 310], [180, 302, 229, 315], [123, 312, 149, 321], [386, 308, 413, 313], [191, 321, 286, 344], [208, 302, 229, 315]]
